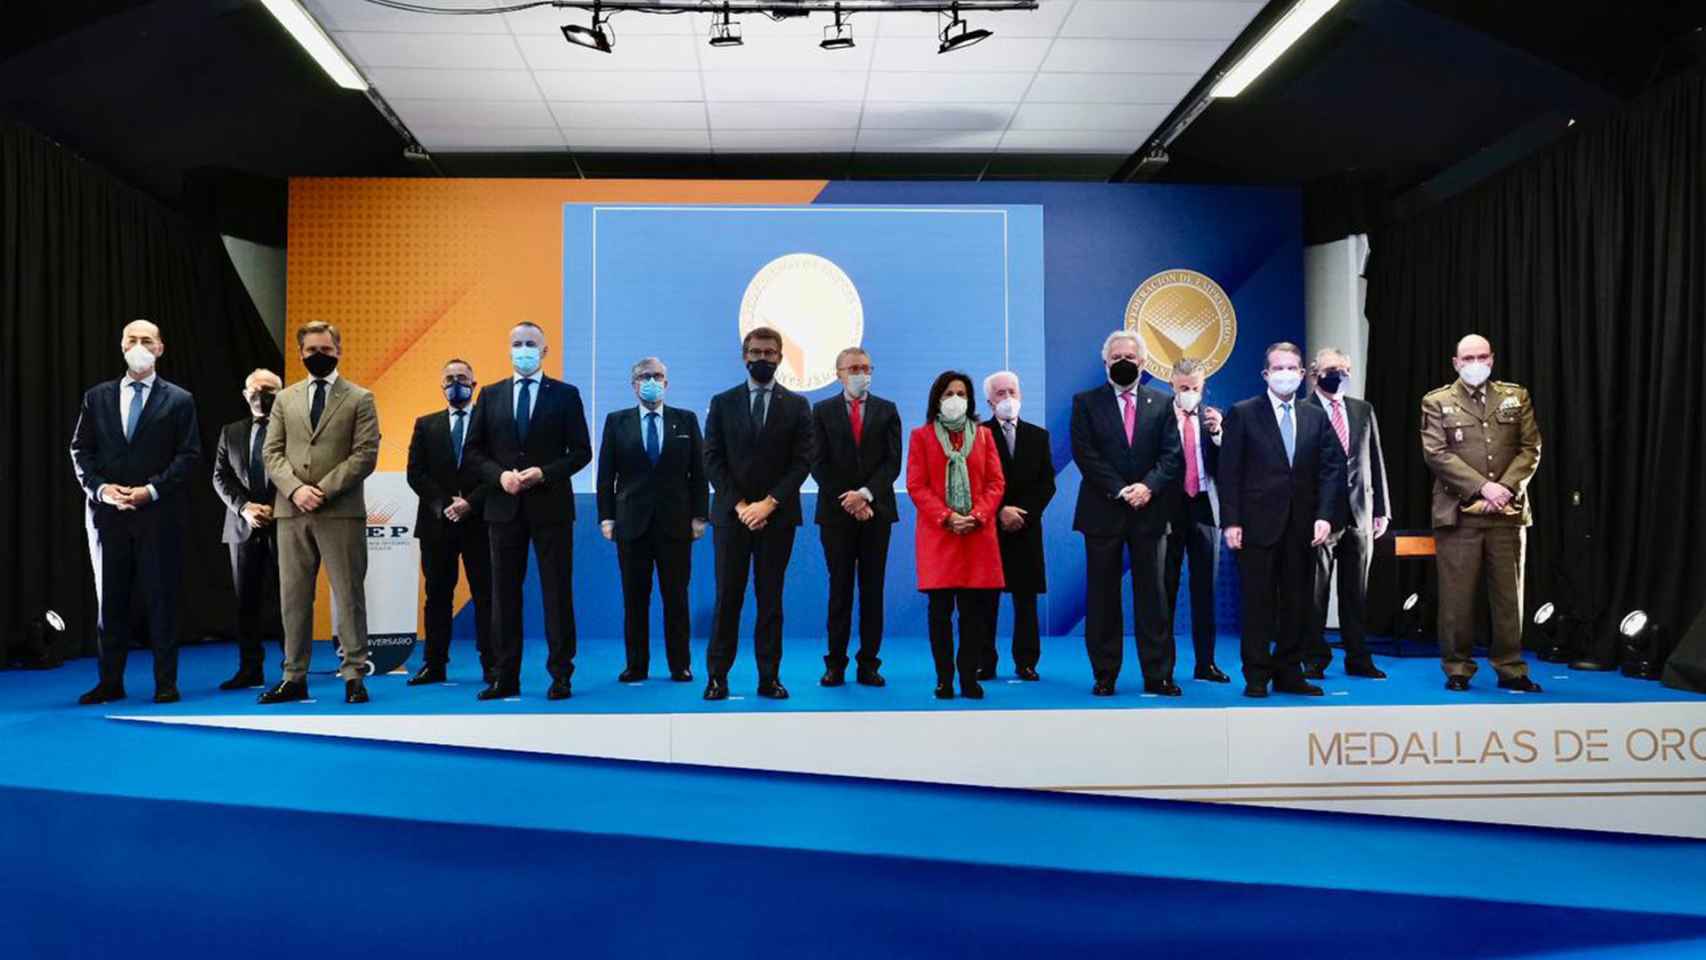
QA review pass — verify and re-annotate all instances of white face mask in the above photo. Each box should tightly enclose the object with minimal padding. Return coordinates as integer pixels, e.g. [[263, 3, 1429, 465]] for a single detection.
[[994, 397, 1020, 421], [938, 395, 968, 422], [1175, 389, 1201, 413], [1459, 362, 1492, 387], [1267, 370, 1303, 396], [843, 373, 870, 398], [124, 344, 157, 375]]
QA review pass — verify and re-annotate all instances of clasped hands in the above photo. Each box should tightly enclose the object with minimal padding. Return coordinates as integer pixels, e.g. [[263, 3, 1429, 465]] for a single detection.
[[500, 467, 545, 496], [442, 496, 471, 523], [241, 501, 274, 528], [1118, 482, 1152, 509], [736, 496, 778, 531], [945, 511, 980, 535], [1479, 480, 1514, 511], [99, 484, 154, 510], [838, 489, 875, 522]]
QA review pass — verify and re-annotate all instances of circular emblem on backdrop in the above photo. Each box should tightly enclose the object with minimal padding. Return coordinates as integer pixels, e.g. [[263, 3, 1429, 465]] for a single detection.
[[739, 253, 864, 393], [1124, 269, 1238, 381]]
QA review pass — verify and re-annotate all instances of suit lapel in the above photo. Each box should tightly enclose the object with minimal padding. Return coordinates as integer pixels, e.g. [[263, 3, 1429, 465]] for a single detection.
[[1255, 396, 1289, 470], [129, 380, 171, 443], [310, 378, 350, 440], [1098, 385, 1131, 451]]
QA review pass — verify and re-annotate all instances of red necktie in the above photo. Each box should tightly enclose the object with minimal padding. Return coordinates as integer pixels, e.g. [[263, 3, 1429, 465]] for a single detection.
[[1330, 398, 1350, 455], [1182, 410, 1200, 497], [849, 396, 864, 446]]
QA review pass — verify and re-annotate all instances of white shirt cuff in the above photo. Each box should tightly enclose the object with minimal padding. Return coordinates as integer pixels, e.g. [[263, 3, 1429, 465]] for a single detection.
[[857, 487, 873, 502], [146, 484, 159, 501]]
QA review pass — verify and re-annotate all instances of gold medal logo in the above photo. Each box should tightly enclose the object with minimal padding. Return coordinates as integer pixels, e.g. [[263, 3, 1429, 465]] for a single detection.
[[739, 253, 864, 393], [1124, 269, 1237, 380]]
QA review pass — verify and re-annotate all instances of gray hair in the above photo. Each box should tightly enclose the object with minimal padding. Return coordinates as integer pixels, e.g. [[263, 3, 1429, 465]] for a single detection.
[[243, 368, 281, 391], [983, 370, 1019, 399], [1101, 329, 1144, 362], [1172, 358, 1207, 378], [835, 346, 870, 369], [629, 356, 667, 380], [1314, 347, 1351, 369]]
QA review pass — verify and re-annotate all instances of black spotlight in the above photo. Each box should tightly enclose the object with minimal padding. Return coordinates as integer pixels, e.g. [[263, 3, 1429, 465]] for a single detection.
[[1619, 610, 1669, 680], [821, 6, 855, 50], [709, 5, 742, 47], [1393, 591, 1433, 647], [5, 610, 65, 670], [938, 5, 992, 54], [563, 3, 614, 53], [1531, 602, 1570, 662]]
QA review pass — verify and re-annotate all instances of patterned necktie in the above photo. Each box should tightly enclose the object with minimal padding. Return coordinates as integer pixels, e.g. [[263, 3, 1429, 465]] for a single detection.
[[1121, 391, 1135, 445], [1330, 398, 1350, 455], [1280, 402, 1296, 465], [515, 378, 533, 446], [849, 397, 863, 446], [309, 379, 327, 431], [1182, 411, 1200, 497], [750, 387, 766, 430], [645, 411, 660, 465], [1002, 420, 1015, 456], [124, 381, 146, 440], [451, 409, 466, 466], [249, 418, 269, 495]]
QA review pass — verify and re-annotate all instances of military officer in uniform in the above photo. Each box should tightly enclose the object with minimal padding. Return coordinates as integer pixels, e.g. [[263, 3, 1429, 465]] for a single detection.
[[1419, 334, 1543, 692]]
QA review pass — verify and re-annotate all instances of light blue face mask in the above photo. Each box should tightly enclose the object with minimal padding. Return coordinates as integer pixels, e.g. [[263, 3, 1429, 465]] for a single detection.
[[638, 378, 665, 404], [511, 345, 542, 376]]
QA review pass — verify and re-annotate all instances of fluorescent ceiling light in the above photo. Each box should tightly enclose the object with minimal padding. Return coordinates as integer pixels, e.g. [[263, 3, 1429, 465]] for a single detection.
[[259, 0, 368, 90], [1211, 0, 1338, 98]]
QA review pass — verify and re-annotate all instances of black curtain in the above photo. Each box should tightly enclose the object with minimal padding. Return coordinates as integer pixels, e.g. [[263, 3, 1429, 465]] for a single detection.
[[1365, 69, 1706, 650], [1, 121, 283, 658]]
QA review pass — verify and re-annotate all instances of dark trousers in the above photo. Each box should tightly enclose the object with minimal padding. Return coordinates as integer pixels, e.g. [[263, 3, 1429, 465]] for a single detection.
[[707, 522, 797, 682], [617, 525, 693, 676], [927, 588, 996, 684], [1083, 529, 1171, 683], [489, 517, 575, 684], [986, 592, 1040, 673], [1236, 530, 1312, 689], [228, 534, 281, 670], [1163, 492, 1220, 668], [1305, 526, 1375, 670], [90, 521, 182, 690], [820, 520, 892, 672], [421, 521, 493, 672]]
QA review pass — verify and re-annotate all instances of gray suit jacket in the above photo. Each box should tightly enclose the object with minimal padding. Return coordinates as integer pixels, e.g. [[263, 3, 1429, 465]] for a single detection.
[[264, 375, 380, 519]]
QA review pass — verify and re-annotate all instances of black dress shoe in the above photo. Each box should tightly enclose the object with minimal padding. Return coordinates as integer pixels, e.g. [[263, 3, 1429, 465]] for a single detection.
[[703, 677, 729, 701], [960, 678, 985, 699], [1302, 665, 1328, 681], [756, 680, 789, 700], [1193, 664, 1231, 683], [1143, 679, 1183, 697], [482, 667, 497, 686], [1243, 684, 1269, 699], [1015, 666, 1040, 681], [1498, 675, 1543, 693], [477, 682, 519, 701], [345, 678, 369, 704], [258, 679, 308, 704], [547, 678, 573, 700], [819, 668, 845, 687], [1273, 680, 1325, 696], [407, 665, 446, 686], [934, 682, 955, 700], [855, 669, 886, 687], [78, 684, 126, 706], [618, 668, 648, 683], [1445, 675, 1471, 692], [1092, 680, 1116, 697], [976, 665, 997, 681], [1345, 663, 1388, 679], [219, 668, 265, 691], [671, 668, 694, 683], [153, 687, 181, 704]]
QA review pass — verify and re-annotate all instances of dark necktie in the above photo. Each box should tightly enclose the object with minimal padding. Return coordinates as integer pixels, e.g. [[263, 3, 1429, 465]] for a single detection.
[[451, 409, 466, 466], [849, 397, 863, 446], [750, 387, 766, 431], [515, 378, 533, 446], [645, 411, 660, 465], [124, 381, 146, 441], [249, 418, 269, 496], [309, 379, 327, 431]]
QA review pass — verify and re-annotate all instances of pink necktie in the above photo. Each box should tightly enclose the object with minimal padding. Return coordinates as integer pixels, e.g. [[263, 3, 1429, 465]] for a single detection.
[[1330, 398, 1350, 455], [1121, 391, 1135, 445], [1182, 410, 1200, 497]]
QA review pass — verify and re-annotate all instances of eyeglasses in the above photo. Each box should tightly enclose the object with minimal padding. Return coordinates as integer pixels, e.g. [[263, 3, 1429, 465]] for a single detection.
[[745, 347, 781, 360], [633, 372, 665, 382]]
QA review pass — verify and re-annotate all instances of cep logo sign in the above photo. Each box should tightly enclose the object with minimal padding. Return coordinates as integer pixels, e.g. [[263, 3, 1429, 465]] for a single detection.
[[365, 501, 411, 540]]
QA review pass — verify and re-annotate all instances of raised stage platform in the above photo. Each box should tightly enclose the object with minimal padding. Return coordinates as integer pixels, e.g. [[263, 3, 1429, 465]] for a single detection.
[[3, 635, 1704, 957]]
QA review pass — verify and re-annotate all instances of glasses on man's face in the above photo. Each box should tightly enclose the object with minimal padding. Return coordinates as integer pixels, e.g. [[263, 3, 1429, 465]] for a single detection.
[[839, 364, 872, 375], [634, 372, 665, 383], [443, 376, 472, 386], [746, 347, 781, 361]]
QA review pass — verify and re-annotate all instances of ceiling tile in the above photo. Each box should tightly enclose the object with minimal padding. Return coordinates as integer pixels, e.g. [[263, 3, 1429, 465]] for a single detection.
[[549, 101, 708, 129], [863, 71, 1034, 102], [1025, 70, 1197, 103], [871, 2, 1073, 39], [1008, 101, 1171, 130], [998, 129, 1146, 152], [365, 67, 544, 101], [855, 128, 1003, 151], [413, 125, 566, 151], [335, 31, 525, 70], [307, 0, 508, 34], [515, 32, 701, 71], [870, 36, 1051, 72], [710, 101, 865, 129], [1059, 1, 1263, 40], [712, 129, 858, 152], [858, 101, 1016, 130], [1042, 38, 1225, 73], [700, 35, 875, 71], [702, 70, 869, 101], [533, 70, 703, 101], [570, 129, 713, 152], [505, 7, 707, 36], [389, 98, 558, 129]]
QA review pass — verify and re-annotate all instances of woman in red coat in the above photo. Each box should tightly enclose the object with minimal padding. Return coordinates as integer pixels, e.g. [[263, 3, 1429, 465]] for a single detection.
[[907, 370, 1006, 699]]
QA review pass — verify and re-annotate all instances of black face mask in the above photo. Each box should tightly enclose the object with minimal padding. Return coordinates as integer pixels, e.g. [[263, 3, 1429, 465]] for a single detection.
[[747, 359, 777, 384], [303, 352, 339, 378], [1109, 359, 1140, 387], [1318, 370, 1346, 394], [254, 391, 277, 417]]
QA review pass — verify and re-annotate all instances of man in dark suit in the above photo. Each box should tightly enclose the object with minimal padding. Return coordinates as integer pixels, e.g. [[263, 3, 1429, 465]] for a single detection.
[[211, 367, 283, 690], [1070, 330, 1183, 697], [406, 358, 495, 687], [462, 322, 593, 701], [69, 320, 203, 705], [702, 325, 814, 701], [982, 370, 1055, 681], [596, 356, 708, 684], [1302, 348, 1390, 680], [1219, 341, 1348, 698], [1159, 358, 1231, 684], [810, 347, 901, 688]]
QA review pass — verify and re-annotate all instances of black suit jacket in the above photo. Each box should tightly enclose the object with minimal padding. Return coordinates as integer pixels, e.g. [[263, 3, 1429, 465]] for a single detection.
[[596, 405, 709, 541], [407, 407, 495, 540], [1218, 393, 1348, 547], [810, 393, 901, 526], [1302, 392, 1389, 533], [461, 376, 592, 525], [69, 377, 202, 533], [1069, 383, 1182, 537], [212, 417, 274, 544], [987, 417, 1056, 593], [703, 382, 813, 527]]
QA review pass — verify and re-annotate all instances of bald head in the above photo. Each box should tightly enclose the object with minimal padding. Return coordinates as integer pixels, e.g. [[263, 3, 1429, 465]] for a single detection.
[[1455, 334, 1492, 360]]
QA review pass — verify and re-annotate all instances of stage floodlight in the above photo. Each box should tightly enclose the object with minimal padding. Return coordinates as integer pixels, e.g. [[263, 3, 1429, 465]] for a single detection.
[[7, 609, 65, 670], [710, 7, 743, 47], [821, 8, 855, 50], [1619, 609, 1667, 680], [563, 5, 614, 54], [1395, 591, 1431, 643], [938, 9, 992, 54]]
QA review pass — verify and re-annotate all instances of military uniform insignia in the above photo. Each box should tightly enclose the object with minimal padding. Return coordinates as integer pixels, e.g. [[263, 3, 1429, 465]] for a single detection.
[[1454, 428, 1464, 443], [1499, 395, 1520, 411]]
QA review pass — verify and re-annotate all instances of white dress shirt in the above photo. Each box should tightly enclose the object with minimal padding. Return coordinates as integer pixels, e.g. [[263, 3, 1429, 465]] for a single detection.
[[116, 373, 160, 502]]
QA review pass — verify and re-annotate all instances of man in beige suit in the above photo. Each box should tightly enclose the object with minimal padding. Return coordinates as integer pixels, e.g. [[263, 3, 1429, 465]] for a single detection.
[[259, 321, 381, 704]]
